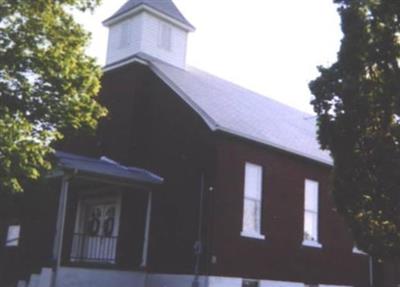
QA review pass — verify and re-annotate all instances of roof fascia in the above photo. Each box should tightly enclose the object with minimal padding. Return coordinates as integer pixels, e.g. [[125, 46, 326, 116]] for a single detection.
[[49, 167, 163, 188], [216, 127, 333, 167], [103, 4, 195, 32], [103, 56, 149, 73], [72, 173, 161, 188]]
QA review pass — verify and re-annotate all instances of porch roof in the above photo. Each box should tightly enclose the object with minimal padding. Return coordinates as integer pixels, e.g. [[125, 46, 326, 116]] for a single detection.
[[54, 151, 163, 186]]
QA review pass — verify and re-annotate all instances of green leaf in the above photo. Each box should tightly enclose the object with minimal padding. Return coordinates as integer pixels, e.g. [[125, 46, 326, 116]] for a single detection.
[[0, 0, 106, 193]]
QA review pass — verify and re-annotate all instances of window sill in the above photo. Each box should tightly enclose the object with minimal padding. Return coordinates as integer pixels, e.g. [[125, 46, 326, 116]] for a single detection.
[[240, 231, 265, 240], [353, 247, 367, 255], [302, 240, 322, 248]]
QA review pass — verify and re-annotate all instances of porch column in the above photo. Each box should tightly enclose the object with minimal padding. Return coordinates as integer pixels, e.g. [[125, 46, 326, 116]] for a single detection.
[[51, 175, 70, 287], [141, 191, 152, 268]]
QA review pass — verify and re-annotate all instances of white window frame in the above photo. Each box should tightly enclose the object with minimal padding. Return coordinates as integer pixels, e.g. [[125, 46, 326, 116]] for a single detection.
[[157, 21, 172, 51], [241, 162, 265, 240], [5, 225, 20, 247], [303, 179, 322, 248]]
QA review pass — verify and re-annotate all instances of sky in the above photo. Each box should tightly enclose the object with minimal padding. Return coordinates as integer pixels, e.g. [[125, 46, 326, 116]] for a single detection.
[[74, 0, 343, 114]]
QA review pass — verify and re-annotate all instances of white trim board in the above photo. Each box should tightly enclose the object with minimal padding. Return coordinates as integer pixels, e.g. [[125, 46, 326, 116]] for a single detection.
[[103, 56, 149, 72], [103, 4, 195, 32]]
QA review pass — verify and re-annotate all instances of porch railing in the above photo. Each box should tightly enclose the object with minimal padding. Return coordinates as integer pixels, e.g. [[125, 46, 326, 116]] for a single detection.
[[70, 233, 118, 264]]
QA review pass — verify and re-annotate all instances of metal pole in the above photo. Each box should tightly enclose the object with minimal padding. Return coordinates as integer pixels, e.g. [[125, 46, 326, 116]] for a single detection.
[[141, 191, 152, 268], [51, 176, 70, 287], [369, 256, 373, 287], [193, 172, 205, 287]]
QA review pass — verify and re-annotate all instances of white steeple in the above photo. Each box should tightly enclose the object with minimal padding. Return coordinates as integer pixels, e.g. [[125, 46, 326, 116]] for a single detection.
[[103, 0, 195, 69]]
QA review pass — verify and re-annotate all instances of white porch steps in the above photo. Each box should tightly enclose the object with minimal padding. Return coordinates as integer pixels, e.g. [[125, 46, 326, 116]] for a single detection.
[[37, 269, 52, 287], [28, 274, 39, 287], [17, 268, 52, 287]]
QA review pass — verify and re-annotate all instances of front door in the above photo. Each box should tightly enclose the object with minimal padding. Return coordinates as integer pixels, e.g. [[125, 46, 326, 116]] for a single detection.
[[71, 195, 121, 264]]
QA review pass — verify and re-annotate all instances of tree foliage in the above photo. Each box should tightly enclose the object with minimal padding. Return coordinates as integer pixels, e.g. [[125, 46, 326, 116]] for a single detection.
[[310, 0, 400, 259], [0, 0, 107, 192]]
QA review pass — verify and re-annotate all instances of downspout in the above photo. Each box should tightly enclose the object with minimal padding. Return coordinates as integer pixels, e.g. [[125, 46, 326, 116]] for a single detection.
[[192, 172, 205, 287], [369, 256, 373, 287], [142, 190, 153, 287], [141, 190, 153, 268]]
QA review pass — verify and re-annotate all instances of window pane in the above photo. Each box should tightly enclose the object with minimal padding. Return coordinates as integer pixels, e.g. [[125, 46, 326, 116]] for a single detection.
[[305, 180, 318, 212], [304, 180, 319, 241], [242, 163, 263, 234], [304, 211, 313, 240], [243, 198, 260, 233], [244, 163, 262, 200], [6, 225, 20, 247], [304, 211, 318, 241]]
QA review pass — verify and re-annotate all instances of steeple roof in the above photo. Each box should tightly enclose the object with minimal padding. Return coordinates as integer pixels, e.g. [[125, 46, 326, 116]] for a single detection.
[[104, 0, 194, 30]]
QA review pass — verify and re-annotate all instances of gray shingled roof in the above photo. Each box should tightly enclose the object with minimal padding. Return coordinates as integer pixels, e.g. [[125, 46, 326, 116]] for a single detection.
[[55, 151, 163, 185], [104, 0, 194, 30], [137, 56, 332, 165]]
